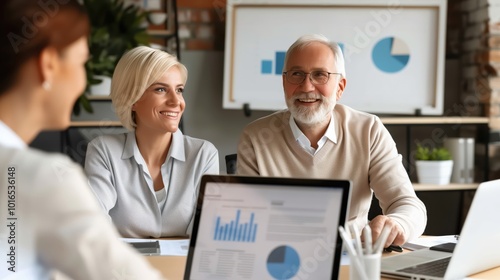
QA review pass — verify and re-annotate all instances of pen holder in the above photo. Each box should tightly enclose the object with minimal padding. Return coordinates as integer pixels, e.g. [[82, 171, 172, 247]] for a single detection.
[[350, 252, 381, 280]]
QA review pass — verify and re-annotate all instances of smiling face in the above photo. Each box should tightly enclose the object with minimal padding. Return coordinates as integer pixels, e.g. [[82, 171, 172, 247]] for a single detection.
[[283, 42, 346, 126], [132, 66, 185, 134]]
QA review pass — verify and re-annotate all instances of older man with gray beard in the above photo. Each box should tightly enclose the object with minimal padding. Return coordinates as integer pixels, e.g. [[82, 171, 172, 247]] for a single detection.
[[236, 34, 426, 249]]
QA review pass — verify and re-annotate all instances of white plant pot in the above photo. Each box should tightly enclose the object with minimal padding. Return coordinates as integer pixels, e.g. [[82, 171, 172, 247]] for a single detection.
[[416, 160, 454, 185], [89, 75, 112, 96]]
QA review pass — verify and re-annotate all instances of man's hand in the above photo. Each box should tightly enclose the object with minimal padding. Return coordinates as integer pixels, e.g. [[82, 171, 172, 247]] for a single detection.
[[368, 215, 407, 247]]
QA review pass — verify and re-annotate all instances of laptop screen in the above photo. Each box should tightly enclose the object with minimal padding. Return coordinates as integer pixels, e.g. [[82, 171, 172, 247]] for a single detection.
[[184, 175, 351, 280]]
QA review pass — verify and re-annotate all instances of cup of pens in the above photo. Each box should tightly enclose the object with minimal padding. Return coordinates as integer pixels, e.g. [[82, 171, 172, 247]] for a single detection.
[[350, 251, 381, 280], [339, 224, 391, 280]]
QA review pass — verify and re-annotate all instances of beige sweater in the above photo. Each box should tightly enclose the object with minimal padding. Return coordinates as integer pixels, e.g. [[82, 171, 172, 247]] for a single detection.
[[237, 104, 426, 241]]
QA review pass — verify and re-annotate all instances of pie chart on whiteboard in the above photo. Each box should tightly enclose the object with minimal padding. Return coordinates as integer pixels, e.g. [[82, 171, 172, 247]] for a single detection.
[[372, 37, 410, 73]]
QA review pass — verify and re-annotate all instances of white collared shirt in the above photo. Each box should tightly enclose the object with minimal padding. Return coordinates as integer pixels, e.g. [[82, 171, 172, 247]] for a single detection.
[[289, 112, 337, 155], [85, 131, 219, 237], [0, 120, 26, 149]]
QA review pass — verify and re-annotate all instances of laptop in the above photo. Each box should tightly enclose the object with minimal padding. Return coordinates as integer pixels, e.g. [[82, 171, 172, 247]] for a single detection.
[[381, 179, 500, 279], [184, 175, 351, 280]]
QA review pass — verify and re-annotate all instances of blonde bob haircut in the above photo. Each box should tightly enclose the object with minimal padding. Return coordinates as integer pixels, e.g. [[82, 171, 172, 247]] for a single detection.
[[111, 46, 188, 131]]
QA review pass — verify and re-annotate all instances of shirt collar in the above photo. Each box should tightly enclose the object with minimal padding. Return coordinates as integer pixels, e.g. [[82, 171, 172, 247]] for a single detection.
[[170, 130, 185, 161], [289, 112, 337, 144], [122, 130, 186, 163], [323, 113, 337, 143], [0, 120, 27, 149]]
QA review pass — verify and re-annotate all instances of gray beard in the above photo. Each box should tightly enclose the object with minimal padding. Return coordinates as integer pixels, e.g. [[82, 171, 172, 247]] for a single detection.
[[287, 95, 335, 126]]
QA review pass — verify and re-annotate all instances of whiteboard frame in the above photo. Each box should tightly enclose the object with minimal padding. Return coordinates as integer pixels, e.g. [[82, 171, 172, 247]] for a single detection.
[[222, 0, 447, 115]]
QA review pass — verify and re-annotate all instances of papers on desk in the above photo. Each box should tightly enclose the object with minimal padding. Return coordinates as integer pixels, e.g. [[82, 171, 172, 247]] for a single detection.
[[121, 238, 189, 256], [403, 235, 458, 251]]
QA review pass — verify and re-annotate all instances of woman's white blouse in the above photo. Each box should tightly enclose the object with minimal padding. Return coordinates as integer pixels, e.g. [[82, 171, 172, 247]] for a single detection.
[[84, 130, 219, 238]]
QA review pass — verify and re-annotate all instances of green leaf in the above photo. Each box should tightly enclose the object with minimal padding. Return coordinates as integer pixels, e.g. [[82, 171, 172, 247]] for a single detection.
[[72, 100, 81, 116], [415, 143, 452, 161], [78, 0, 149, 115], [80, 95, 94, 113], [73, 95, 94, 115]]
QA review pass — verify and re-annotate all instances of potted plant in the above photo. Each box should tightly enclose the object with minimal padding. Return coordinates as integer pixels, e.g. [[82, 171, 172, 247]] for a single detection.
[[73, 0, 150, 115], [414, 143, 454, 185]]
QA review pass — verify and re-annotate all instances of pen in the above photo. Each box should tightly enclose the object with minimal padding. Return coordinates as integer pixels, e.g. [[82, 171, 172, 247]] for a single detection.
[[373, 225, 391, 254], [350, 223, 364, 258], [363, 225, 372, 255]]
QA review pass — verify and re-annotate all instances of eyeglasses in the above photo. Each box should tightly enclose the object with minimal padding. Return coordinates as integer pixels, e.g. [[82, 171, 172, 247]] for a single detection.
[[283, 70, 341, 85]]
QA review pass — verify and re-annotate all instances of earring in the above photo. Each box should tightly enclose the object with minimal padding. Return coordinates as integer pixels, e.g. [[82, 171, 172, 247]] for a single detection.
[[42, 81, 51, 91]]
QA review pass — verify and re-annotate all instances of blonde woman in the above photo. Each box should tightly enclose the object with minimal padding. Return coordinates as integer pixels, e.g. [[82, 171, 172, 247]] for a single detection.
[[85, 46, 219, 238], [0, 1, 163, 279]]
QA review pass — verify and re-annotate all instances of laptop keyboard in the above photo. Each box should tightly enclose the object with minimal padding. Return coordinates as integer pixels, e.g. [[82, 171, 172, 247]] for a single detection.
[[397, 257, 451, 277]]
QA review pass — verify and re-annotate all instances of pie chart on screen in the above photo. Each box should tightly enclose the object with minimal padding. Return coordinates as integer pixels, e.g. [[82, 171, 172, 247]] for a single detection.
[[372, 37, 410, 73], [266, 245, 300, 279]]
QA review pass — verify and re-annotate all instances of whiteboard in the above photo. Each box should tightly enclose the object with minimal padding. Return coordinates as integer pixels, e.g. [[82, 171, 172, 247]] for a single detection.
[[223, 0, 447, 115]]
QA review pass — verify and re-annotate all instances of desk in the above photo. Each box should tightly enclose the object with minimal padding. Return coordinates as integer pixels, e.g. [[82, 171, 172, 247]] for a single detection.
[[146, 253, 500, 279]]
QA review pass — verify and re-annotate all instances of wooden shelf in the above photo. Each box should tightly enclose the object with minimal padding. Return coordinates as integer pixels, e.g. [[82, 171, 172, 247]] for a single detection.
[[380, 116, 488, 125], [413, 183, 479, 191], [147, 29, 175, 37], [69, 121, 122, 127], [68, 117, 488, 130]]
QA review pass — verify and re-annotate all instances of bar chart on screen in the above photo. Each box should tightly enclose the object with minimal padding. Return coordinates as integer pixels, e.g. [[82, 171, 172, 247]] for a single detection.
[[213, 209, 258, 242]]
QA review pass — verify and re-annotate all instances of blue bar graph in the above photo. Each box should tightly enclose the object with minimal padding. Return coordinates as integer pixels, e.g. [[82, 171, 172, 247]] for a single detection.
[[274, 51, 285, 75], [261, 60, 272, 74], [213, 210, 258, 242], [260, 51, 286, 75]]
